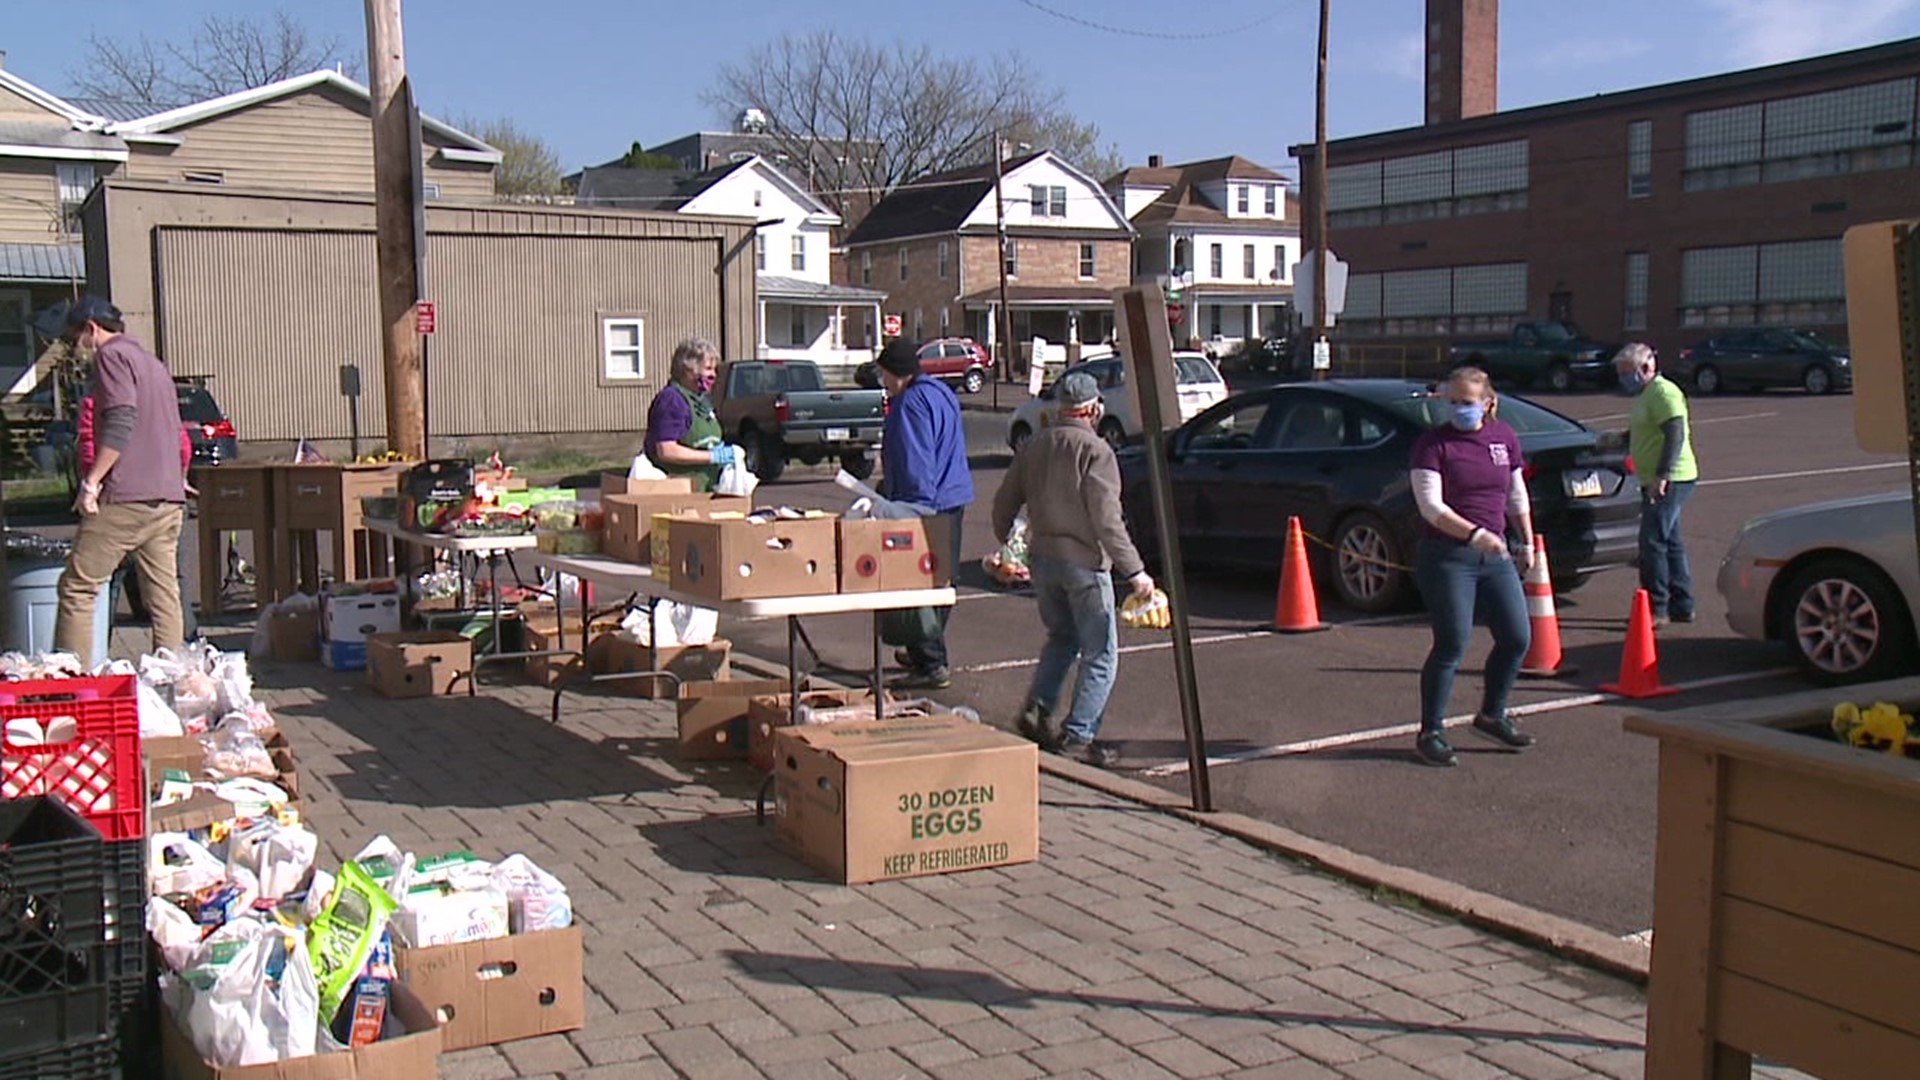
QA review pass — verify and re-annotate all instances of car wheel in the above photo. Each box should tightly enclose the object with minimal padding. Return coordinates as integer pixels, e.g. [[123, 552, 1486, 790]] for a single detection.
[[1779, 558, 1916, 686], [839, 452, 875, 481], [1803, 364, 1835, 395], [1009, 422, 1033, 452], [744, 430, 785, 483], [962, 367, 985, 395], [1693, 365, 1721, 395], [1329, 512, 1408, 614], [1544, 361, 1574, 393], [1097, 418, 1127, 451]]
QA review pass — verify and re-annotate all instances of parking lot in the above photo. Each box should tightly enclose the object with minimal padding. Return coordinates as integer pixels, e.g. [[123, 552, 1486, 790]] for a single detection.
[[723, 384, 1903, 938]]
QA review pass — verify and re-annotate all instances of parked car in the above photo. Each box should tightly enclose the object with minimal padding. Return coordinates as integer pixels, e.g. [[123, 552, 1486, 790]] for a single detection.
[[913, 338, 994, 394], [1673, 328, 1853, 396], [1718, 491, 1919, 685], [1449, 320, 1620, 392], [177, 378, 240, 465], [714, 359, 886, 483], [1007, 351, 1228, 452], [1117, 380, 1640, 613]]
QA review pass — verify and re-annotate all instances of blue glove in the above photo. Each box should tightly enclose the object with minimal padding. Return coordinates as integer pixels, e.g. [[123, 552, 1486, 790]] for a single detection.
[[709, 444, 738, 466]]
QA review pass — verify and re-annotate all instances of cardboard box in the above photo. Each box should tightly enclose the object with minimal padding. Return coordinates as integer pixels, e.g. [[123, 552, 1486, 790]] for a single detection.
[[838, 517, 956, 593], [677, 679, 788, 761], [667, 515, 839, 601], [393, 926, 585, 1051], [521, 618, 619, 687], [323, 591, 403, 645], [145, 730, 299, 806], [600, 472, 692, 500], [594, 637, 731, 698], [266, 608, 321, 663], [747, 688, 888, 772], [367, 631, 474, 698], [394, 884, 511, 948], [773, 716, 1039, 884], [160, 981, 440, 1080], [649, 504, 747, 585], [602, 492, 747, 565]]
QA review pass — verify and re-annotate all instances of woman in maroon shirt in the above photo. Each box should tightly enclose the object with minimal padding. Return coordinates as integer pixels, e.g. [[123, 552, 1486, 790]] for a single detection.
[[1407, 368, 1537, 767]]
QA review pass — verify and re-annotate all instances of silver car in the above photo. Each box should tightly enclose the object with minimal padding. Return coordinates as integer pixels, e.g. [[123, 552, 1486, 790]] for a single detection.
[[1719, 490, 1920, 685], [1007, 351, 1227, 452]]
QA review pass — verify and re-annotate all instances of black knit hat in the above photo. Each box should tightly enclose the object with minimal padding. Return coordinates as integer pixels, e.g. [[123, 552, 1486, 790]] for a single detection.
[[876, 338, 921, 377]]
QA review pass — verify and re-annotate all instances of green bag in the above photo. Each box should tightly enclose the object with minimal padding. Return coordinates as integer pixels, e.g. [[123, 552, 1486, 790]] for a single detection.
[[880, 606, 942, 647]]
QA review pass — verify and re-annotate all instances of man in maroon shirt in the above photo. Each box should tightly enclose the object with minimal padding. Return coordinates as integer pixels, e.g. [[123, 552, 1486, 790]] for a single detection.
[[55, 297, 187, 665]]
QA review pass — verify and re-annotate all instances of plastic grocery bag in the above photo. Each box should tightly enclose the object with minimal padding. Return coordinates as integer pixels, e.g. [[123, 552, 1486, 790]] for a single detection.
[[621, 599, 718, 648], [983, 513, 1031, 586], [491, 854, 573, 934], [1120, 589, 1172, 630], [629, 454, 669, 481], [181, 919, 319, 1066], [139, 679, 185, 738], [715, 459, 758, 498]]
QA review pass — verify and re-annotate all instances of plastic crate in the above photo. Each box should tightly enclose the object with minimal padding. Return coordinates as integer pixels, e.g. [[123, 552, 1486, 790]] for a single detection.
[[0, 675, 144, 842], [1, 797, 112, 1057], [102, 839, 146, 1015], [0, 1031, 117, 1080]]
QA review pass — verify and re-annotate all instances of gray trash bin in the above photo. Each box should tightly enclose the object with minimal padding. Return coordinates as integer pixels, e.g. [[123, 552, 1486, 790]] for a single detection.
[[3, 534, 112, 662]]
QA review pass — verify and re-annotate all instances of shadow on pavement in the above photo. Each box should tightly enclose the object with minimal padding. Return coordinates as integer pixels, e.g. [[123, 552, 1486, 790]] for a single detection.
[[721, 951, 1644, 1052], [636, 813, 821, 883]]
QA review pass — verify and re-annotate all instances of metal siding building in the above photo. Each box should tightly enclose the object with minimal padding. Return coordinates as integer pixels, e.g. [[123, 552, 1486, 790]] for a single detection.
[[81, 180, 755, 443]]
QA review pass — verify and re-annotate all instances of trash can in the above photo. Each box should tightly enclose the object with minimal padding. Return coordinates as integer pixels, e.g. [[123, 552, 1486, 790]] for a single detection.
[[3, 532, 112, 661]]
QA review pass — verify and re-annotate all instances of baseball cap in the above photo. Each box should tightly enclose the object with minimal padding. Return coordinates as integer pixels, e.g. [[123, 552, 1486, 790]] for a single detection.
[[1056, 370, 1101, 410], [64, 295, 121, 330]]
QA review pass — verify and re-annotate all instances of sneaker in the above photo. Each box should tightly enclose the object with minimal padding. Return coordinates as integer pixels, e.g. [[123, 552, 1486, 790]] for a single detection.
[[1649, 614, 1671, 629], [1471, 713, 1535, 750], [1060, 739, 1121, 768], [1414, 732, 1457, 767], [893, 648, 916, 669], [1014, 702, 1058, 749], [1671, 611, 1696, 624], [891, 667, 952, 691]]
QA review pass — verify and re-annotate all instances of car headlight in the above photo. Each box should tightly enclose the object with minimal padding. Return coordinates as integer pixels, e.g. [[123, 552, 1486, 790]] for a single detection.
[[1834, 354, 1851, 366]]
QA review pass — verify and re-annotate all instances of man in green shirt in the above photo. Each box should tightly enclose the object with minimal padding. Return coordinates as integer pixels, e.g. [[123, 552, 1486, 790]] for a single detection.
[[1616, 343, 1699, 626]]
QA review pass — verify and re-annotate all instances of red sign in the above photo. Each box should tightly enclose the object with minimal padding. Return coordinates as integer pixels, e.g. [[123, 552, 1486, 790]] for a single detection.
[[414, 301, 437, 335], [1167, 303, 1184, 326], [882, 313, 902, 337]]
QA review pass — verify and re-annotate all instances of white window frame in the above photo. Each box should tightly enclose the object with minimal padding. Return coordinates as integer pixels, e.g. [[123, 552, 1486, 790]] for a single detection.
[[1048, 186, 1067, 217], [1029, 185, 1047, 215], [56, 163, 95, 232], [1273, 244, 1286, 280], [899, 247, 909, 282], [790, 234, 806, 272], [938, 240, 949, 279], [1209, 243, 1224, 278], [755, 234, 767, 271], [1264, 185, 1277, 214], [861, 250, 872, 286], [1242, 245, 1256, 280], [1004, 238, 1018, 279], [600, 316, 646, 383], [1237, 185, 1250, 213], [1078, 242, 1095, 279]]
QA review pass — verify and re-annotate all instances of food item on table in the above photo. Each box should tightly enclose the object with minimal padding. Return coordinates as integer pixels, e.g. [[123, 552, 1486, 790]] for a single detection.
[[359, 495, 399, 520]]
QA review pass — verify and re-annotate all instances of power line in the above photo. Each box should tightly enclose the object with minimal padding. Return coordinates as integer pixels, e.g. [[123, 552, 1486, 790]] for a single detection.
[[1013, 0, 1299, 41]]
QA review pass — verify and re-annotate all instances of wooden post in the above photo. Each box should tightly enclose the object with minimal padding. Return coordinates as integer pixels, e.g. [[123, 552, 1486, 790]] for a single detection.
[[364, 0, 426, 460], [993, 133, 1015, 397]]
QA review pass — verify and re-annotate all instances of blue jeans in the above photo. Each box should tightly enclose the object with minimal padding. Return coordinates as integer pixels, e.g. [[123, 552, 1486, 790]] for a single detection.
[[1638, 481, 1696, 618], [1415, 539, 1531, 735], [1026, 556, 1118, 745], [903, 509, 965, 673]]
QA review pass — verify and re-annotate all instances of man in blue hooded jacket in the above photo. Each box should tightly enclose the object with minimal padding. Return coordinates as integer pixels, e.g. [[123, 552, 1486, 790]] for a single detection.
[[875, 338, 974, 688]]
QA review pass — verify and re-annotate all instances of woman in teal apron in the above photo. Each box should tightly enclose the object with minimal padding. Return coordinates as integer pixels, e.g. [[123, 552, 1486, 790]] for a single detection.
[[644, 338, 738, 492]]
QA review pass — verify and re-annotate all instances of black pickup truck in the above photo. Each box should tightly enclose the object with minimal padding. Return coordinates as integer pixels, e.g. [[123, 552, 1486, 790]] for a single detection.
[[714, 360, 886, 483], [1448, 321, 1620, 392]]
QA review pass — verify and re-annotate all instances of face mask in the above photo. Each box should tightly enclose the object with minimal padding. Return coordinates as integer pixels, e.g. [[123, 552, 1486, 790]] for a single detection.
[[1619, 369, 1646, 394], [1449, 402, 1485, 431], [695, 373, 716, 393]]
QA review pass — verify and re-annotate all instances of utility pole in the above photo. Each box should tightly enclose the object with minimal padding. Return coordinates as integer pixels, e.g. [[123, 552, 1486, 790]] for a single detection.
[[993, 132, 1015, 402], [1311, 0, 1331, 381], [364, 0, 426, 459]]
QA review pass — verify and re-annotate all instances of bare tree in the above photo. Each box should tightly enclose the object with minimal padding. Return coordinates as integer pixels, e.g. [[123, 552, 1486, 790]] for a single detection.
[[705, 31, 1117, 214], [453, 115, 565, 199], [68, 11, 363, 109]]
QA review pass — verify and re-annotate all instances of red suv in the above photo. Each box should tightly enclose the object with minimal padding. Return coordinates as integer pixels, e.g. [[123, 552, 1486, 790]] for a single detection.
[[915, 338, 993, 394]]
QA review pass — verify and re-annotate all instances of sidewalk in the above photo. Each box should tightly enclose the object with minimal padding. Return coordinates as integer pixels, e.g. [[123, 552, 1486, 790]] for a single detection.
[[259, 656, 1672, 1080]]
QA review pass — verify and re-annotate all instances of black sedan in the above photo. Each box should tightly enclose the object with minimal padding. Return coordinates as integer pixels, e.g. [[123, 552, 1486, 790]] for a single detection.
[[1119, 380, 1641, 613], [1672, 328, 1852, 395]]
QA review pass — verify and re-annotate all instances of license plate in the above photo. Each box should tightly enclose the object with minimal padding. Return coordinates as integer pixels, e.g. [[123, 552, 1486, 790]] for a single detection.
[[1567, 470, 1603, 498], [827, 427, 851, 441]]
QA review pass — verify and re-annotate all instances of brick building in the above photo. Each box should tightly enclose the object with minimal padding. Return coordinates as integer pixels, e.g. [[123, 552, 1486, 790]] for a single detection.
[[1293, 1, 1920, 358]]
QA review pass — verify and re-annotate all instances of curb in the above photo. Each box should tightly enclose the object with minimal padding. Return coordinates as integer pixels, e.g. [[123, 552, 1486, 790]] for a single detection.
[[725, 651, 1650, 985]]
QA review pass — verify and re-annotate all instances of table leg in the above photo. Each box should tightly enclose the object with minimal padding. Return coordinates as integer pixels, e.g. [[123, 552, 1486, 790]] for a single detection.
[[873, 611, 883, 721], [787, 615, 800, 703], [554, 565, 568, 654]]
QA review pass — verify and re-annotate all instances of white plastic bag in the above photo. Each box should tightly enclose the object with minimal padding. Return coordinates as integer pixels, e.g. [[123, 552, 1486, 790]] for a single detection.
[[490, 854, 573, 934], [182, 919, 319, 1066], [146, 896, 203, 974], [620, 599, 718, 648], [139, 679, 185, 738], [715, 459, 758, 498], [628, 454, 669, 481]]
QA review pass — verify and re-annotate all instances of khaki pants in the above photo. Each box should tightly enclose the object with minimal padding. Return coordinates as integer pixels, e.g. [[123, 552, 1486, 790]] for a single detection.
[[56, 501, 185, 667]]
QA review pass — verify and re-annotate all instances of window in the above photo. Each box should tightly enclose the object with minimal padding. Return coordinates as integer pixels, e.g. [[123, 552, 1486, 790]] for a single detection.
[[1236, 186, 1249, 213], [899, 247, 909, 282], [790, 234, 806, 272], [940, 307, 951, 334], [861, 251, 872, 286], [1683, 79, 1917, 191], [56, 164, 94, 231], [755, 235, 767, 271], [1274, 403, 1349, 450], [790, 306, 807, 345], [938, 240, 949, 279], [1078, 242, 1095, 279], [1627, 121, 1652, 198], [422, 182, 440, 200], [1338, 261, 1529, 337], [1208, 305, 1223, 337], [1273, 245, 1286, 281], [1030, 184, 1067, 217], [1049, 185, 1067, 217], [1265, 185, 1278, 215], [1242, 245, 1256, 279], [1327, 139, 1530, 229], [601, 317, 644, 381], [753, 189, 763, 208], [913, 308, 924, 340], [1624, 252, 1649, 331], [1187, 398, 1274, 451], [1680, 238, 1847, 327], [1004, 238, 1018, 278], [182, 170, 225, 185], [1209, 244, 1223, 278]]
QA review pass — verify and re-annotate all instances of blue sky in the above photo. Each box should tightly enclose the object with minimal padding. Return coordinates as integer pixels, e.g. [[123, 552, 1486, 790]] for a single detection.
[[15, 0, 1920, 178]]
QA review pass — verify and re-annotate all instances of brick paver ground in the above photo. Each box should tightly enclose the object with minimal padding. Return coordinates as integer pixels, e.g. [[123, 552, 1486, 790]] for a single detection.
[[241, 652, 1779, 1080]]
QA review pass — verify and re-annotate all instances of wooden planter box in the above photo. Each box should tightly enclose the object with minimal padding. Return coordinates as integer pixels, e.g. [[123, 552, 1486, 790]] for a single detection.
[[1626, 676, 1920, 1079]]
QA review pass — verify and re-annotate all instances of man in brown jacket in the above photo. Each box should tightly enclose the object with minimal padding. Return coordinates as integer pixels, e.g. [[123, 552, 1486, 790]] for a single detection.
[[992, 371, 1155, 767]]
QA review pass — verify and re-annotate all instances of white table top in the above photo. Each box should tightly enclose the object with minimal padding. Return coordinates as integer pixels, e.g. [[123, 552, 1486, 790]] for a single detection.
[[522, 549, 956, 617], [363, 516, 538, 553]]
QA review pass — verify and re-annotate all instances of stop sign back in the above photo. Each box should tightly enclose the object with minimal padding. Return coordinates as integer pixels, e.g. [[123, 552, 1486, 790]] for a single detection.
[[1167, 303, 1183, 326], [883, 313, 902, 337]]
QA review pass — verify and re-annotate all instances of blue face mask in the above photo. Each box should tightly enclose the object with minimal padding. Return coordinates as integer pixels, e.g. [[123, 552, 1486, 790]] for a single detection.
[[1619, 369, 1646, 394], [1449, 402, 1485, 430]]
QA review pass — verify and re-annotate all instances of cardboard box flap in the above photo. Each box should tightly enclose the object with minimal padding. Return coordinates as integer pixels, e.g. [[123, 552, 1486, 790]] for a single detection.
[[778, 717, 1024, 761], [161, 980, 440, 1079]]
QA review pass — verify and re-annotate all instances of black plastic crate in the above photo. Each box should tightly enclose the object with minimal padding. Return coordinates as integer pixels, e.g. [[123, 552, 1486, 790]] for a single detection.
[[102, 839, 146, 1014], [0, 1031, 117, 1080], [1, 797, 112, 1056]]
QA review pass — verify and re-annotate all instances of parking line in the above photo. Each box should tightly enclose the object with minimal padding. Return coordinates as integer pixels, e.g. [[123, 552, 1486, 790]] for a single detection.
[[1693, 410, 1778, 425], [1140, 666, 1795, 777], [953, 612, 1425, 675], [1700, 461, 1904, 488]]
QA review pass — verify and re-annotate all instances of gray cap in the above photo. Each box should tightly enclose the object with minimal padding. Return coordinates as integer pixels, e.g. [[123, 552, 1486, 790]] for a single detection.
[[1056, 370, 1100, 410]]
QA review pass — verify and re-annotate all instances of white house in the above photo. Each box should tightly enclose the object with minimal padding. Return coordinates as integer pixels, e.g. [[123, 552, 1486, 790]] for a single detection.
[[576, 154, 884, 380], [1107, 155, 1300, 357]]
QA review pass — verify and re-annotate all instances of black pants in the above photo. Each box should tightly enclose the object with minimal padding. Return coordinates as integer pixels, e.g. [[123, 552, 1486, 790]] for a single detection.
[[905, 509, 964, 673]]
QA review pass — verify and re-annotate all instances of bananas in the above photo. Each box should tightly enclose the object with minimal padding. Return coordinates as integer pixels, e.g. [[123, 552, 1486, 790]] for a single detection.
[[1120, 589, 1172, 630]]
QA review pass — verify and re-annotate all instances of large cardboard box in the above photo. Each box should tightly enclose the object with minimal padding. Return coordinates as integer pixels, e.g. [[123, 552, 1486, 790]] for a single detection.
[[677, 679, 788, 761], [266, 608, 321, 663], [667, 515, 838, 601], [145, 730, 299, 808], [602, 492, 747, 565], [322, 589, 402, 671], [746, 688, 888, 772], [393, 926, 585, 1051], [773, 716, 1039, 884], [367, 631, 473, 698], [521, 618, 619, 687], [160, 982, 440, 1080], [838, 517, 956, 593], [600, 472, 692, 500], [594, 637, 731, 698]]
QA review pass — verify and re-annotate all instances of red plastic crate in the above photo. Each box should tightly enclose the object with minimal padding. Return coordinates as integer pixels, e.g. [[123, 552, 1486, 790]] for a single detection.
[[0, 675, 143, 842]]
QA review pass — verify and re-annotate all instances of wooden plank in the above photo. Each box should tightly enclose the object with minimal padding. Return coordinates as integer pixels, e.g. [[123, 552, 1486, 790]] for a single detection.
[[1645, 744, 1743, 1079], [1717, 971, 1920, 1080], [1724, 758, 1920, 871], [1721, 822, 1920, 954], [1719, 897, 1920, 1037]]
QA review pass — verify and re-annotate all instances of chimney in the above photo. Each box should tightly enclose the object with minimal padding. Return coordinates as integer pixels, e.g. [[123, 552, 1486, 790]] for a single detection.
[[1147, 154, 1163, 168], [0, 51, 8, 70], [1425, 0, 1498, 125]]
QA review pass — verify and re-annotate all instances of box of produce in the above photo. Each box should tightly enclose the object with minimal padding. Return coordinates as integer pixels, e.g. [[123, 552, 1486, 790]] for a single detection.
[[530, 501, 604, 555]]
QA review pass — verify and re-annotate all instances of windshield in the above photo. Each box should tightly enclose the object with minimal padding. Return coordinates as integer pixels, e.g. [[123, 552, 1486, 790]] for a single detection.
[[1175, 357, 1217, 385], [1533, 322, 1576, 343], [177, 387, 223, 424], [1386, 393, 1584, 437]]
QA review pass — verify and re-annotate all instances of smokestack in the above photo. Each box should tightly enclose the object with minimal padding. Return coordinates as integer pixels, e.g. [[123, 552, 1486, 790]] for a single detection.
[[1425, 0, 1498, 125], [1148, 154, 1163, 168]]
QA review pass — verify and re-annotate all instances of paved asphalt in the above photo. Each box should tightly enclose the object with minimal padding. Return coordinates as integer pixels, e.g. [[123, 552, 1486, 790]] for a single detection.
[[710, 382, 1899, 936]]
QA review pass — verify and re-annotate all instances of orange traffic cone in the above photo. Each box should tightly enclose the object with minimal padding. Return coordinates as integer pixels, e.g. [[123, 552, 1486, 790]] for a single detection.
[[1598, 588, 1679, 698], [1273, 516, 1329, 633], [1519, 536, 1575, 678]]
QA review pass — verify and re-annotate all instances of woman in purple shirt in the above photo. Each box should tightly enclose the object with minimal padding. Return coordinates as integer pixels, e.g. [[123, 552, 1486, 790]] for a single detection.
[[1407, 367, 1537, 767]]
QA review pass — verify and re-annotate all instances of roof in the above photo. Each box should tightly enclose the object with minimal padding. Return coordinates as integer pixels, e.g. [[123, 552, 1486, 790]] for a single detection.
[[841, 176, 993, 246], [1106, 164, 1182, 188], [1293, 35, 1920, 158], [64, 97, 171, 123], [910, 152, 1046, 186], [0, 69, 104, 125], [575, 164, 725, 210], [1174, 155, 1288, 183], [0, 242, 84, 282], [103, 70, 501, 164], [756, 275, 888, 303], [0, 120, 126, 161]]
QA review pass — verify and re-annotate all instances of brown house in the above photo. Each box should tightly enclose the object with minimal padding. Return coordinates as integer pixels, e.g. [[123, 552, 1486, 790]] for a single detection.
[[839, 150, 1134, 363]]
